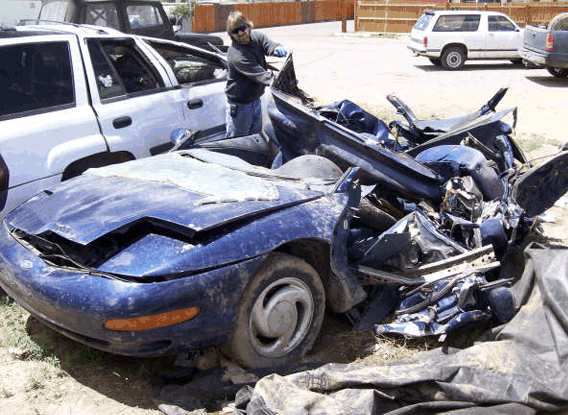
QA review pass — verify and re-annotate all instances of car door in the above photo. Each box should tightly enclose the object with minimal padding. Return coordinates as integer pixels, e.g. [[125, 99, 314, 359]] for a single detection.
[[82, 36, 188, 158], [142, 38, 228, 140], [0, 34, 107, 216], [486, 15, 522, 58]]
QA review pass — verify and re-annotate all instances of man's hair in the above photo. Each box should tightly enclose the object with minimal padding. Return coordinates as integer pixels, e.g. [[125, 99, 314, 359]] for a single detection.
[[226, 11, 253, 36]]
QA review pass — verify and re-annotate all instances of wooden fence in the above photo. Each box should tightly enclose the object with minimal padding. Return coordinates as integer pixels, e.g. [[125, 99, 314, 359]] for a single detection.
[[356, 1, 568, 33], [192, 0, 354, 32]]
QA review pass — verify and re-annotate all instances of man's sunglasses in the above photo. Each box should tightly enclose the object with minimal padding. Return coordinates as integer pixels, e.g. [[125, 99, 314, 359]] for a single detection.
[[231, 24, 248, 35]]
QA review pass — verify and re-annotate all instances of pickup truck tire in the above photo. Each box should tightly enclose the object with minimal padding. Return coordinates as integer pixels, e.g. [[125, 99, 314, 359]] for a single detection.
[[548, 13, 568, 31], [429, 58, 442, 66], [441, 46, 466, 70], [546, 67, 568, 78]]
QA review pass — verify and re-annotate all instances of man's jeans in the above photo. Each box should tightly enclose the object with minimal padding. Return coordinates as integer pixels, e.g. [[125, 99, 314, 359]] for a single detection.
[[226, 99, 262, 138]]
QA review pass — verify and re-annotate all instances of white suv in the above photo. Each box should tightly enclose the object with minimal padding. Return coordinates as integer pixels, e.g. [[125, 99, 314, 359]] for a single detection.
[[408, 10, 523, 70]]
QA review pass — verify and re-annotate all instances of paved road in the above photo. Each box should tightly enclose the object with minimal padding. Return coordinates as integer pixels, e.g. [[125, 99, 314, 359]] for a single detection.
[[217, 20, 568, 144]]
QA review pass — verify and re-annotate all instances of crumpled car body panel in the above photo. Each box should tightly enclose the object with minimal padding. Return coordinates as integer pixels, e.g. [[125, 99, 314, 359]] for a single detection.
[[0, 150, 359, 357]]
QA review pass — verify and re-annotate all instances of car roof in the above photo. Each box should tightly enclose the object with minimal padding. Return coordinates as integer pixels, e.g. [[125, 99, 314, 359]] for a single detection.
[[4, 23, 130, 39], [429, 9, 507, 16]]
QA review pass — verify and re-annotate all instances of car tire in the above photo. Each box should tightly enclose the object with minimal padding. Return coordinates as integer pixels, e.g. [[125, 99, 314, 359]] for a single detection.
[[441, 46, 465, 70], [548, 12, 568, 31], [546, 67, 568, 78], [223, 252, 325, 369], [429, 58, 442, 66], [510, 59, 523, 65]]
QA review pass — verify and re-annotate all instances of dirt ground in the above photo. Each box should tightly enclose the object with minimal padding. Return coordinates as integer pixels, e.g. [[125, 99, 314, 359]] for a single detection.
[[2, 23, 568, 415]]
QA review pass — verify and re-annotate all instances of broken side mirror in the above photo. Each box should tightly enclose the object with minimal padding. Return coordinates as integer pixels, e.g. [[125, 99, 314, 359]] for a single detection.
[[169, 128, 195, 152]]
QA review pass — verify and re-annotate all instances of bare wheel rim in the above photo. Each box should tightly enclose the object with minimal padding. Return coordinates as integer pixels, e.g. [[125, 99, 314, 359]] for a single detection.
[[249, 277, 314, 358]]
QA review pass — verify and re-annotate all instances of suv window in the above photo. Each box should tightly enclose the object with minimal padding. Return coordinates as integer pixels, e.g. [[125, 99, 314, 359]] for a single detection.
[[85, 3, 120, 29], [88, 39, 165, 100], [433, 15, 480, 32], [1, 41, 74, 119], [414, 13, 433, 31], [488, 16, 516, 32], [126, 5, 163, 29], [148, 41, 227, 84]]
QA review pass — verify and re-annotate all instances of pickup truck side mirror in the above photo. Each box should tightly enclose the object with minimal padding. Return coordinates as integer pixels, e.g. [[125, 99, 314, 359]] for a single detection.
[[170, 128, 195, 152]]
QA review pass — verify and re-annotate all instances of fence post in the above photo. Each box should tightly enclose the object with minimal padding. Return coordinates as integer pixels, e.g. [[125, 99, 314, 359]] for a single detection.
[[342, 0, 347, 32], [354, 0, 358, 31], [525, 4, 529, 26]]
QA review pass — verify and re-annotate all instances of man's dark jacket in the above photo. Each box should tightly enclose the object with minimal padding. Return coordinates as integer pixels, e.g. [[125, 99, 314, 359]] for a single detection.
[[225, 31, 280, 103]]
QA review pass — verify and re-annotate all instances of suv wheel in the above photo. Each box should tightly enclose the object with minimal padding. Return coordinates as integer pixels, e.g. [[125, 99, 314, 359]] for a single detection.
[[441, 46, 465, 70]]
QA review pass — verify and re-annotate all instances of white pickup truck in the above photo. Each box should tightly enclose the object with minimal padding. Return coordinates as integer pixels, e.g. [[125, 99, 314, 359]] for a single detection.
[[0, 24, 228, 216], [408, 10, 523, 70]]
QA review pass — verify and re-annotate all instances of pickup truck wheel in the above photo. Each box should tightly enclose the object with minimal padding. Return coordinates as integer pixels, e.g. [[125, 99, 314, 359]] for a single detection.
[[429, 58, 442, 66], [546, 67, 568, 78], [548, 12, 568, 31], [441, 46, 465, 70], [222, 253, 325, 369]]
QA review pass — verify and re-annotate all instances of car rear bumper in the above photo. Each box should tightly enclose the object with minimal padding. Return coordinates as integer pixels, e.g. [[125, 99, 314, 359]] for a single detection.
[[408, 45, 438, 58], [519, 47, 546, 66], [0, 221, 265, 357]]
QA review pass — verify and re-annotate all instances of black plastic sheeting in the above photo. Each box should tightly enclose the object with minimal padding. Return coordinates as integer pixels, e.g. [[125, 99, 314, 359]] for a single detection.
[[154, 243, 568, 414], [230, 242, 568, 415]]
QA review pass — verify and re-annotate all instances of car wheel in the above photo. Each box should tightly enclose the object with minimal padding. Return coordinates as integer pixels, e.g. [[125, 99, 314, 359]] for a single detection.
[[429, 58, 442, 66], [548, 12, 568, 31], [510, 59, 523, 65], [223, 252, 325, 369], [546, 67, 568, 78], [441, 46, 465, 70]]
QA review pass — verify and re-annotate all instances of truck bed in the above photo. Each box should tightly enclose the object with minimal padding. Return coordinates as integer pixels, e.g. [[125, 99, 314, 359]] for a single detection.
[[520, 24, 568, 69]]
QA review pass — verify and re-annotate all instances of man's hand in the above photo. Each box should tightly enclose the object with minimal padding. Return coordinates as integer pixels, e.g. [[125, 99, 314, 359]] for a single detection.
[[273, 46, 288, 57]]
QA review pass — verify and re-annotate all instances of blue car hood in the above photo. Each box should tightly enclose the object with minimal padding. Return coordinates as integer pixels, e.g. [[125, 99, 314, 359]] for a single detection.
[[7, 150, 332, 245]]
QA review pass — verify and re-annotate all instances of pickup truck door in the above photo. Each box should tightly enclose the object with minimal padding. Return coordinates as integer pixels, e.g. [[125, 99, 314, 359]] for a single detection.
[[485, 15, 522, 58], [82, 37, 187, 158], [142, 39, 227, 139]]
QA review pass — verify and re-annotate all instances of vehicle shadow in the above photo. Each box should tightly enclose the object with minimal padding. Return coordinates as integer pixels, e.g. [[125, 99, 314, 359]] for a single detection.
[[525, 76, 568, 87], [23, 315, 171, 411], [415, 63, 529, 72]]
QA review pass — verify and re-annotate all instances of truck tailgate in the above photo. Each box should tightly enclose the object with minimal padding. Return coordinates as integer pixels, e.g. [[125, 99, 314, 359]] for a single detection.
[[523, 25, 549, 52]]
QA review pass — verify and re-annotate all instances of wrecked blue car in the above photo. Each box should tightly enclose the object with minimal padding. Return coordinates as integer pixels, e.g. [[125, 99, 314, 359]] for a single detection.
[[0, 149, 362, 369], [1, 55, 568, 369]]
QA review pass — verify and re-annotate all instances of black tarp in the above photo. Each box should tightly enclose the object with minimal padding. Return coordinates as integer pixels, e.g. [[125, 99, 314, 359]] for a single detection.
[[155, 243, 568, 414], [233, 242, 568, 414]]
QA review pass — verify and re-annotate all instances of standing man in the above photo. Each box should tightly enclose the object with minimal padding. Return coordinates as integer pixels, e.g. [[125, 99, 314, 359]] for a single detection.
[[225, 11, 288, 138]]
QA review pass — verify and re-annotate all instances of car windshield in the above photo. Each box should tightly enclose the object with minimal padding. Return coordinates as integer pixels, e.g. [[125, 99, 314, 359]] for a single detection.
[[414, 13, 433, 31], [38, 0, 76, 22]]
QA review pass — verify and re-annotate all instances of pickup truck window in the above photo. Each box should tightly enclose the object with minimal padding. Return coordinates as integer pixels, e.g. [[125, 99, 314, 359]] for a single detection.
[[39, 0, 76, 21], [126, 5, 163, 29], [148, 42, 227, 84], [488, 16, 516, 32], [1, 41, 74, 119], [433, 15, 480, 32], [88, 40, 165, 100], [85, 3, 120, 29]]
